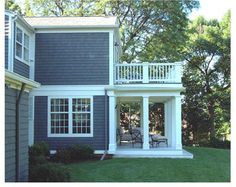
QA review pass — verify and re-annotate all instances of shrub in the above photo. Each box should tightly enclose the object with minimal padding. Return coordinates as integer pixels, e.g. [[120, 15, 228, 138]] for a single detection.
[[52, 147, 73, 164], [70, 144, 94, 161], [29, 162, 70, 182], [209, 138, 230, 149], [29, 142, 50, 158], [199, 138, 230, 149]]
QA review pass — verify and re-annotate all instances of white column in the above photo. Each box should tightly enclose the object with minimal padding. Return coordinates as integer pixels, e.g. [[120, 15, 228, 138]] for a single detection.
[[142, 96, 149, 149], [171, 96, 182, 150], [108, 95, 117, 153], [166, 100, 172, 147], [140, 99, 143, 134]]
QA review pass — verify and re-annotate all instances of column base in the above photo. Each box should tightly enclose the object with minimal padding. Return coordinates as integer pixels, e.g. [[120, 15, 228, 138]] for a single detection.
[[142, 142, 150, 150], [108, 143, 117, 154]]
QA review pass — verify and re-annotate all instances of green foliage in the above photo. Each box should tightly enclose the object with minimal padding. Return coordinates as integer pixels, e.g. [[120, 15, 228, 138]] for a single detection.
[[29, 162, 70, 182], [52, 144, 94, 163], [24, 0, 34, 16], [70, 144, 94, 160], [52, 147, 73, 164], [29, 142, 71, 182], [5, 0, 22, 15], [182, 11, 230, 143], [25, 0, 199, 62], [29, 141, 50, 158]]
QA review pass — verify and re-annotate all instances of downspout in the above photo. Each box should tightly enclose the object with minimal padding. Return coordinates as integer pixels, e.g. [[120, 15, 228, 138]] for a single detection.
[[100, 89, 108, 160], [15, 83, 26, 182]]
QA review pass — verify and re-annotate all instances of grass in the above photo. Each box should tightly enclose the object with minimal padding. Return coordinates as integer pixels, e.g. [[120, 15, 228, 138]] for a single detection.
[[67, 147, 230, 182]]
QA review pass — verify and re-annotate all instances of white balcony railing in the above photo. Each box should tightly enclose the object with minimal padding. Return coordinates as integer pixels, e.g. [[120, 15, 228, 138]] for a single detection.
[[115, 62, 182, 84]]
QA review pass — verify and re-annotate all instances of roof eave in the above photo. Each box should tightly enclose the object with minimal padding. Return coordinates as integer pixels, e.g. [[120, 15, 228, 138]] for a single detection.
[[31, 24, 119, 29]]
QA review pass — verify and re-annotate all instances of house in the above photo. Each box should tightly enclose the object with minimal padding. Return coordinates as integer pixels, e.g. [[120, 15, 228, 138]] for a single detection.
[[5, 10, 193, 181]]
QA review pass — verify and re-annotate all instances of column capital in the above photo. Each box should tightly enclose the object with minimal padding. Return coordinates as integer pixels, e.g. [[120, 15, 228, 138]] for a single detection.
[[142, 95, 149, 99]]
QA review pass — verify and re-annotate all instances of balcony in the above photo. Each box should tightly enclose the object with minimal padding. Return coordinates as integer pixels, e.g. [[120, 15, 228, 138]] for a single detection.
[[115, 62, 182, 84]]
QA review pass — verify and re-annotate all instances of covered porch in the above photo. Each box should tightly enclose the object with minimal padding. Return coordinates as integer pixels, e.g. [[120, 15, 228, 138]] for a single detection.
[[106, 87, 193, 158]]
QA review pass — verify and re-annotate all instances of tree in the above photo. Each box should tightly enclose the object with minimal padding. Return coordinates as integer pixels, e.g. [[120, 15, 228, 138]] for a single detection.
[[27, 0, 199, 62], [182, 11, 230, 141], [24, 0, 34, 17], [5, 0, 22, 15]]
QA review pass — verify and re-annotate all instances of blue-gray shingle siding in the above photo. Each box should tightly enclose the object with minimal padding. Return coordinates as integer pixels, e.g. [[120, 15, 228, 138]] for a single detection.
[[34, 95, 109, 150], [5, 15, 9, 69], [5, 86, 29, 182], [35, 33, 109, 85], [13, 58, 30, 78]]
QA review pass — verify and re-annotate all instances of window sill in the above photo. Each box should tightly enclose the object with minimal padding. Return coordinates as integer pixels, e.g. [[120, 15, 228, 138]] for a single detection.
[[48, 133, 93, 138], [15, 55, 30, 66]]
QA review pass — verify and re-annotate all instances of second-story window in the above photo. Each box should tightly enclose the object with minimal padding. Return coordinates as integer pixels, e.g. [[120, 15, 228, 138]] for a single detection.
[[15, 26, 30, 64]]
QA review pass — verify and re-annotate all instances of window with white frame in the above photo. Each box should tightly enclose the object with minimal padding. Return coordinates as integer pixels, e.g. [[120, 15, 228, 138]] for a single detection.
[[49, 97, 93, 137], [15, 26, 30, 63]]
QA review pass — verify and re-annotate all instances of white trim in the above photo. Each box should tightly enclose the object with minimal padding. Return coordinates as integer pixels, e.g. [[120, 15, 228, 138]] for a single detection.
[[108, 95, 117, 153], [50, 150, 106, 155], [47, 96, 94, 138], [29, 33, 35, 80], [31, 85, 106, 96], [108, 91, 181, 97], [109, 30, 114, 85], [35, 28, 114, 33], [28, 95, 34, 146], [5, 70, 40, 92], [142, 96, 150, 149]]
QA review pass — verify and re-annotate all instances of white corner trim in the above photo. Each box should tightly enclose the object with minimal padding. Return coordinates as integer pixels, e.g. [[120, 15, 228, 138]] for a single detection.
[[47, 96, 94, 138], [109, 30, 114, 85], [28, 95, 35, 146]]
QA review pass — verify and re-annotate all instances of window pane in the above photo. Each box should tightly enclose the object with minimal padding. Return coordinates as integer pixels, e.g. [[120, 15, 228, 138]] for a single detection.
[[16, 42, 22, 58], [16, 27, 22, 43], [73, 98, 90, 112], [24, 33, 29, 48], [72, 113, 90, 134], [24, 48, 29, 62], [51, 99, 68, 112], [51, 113, 68, 134]]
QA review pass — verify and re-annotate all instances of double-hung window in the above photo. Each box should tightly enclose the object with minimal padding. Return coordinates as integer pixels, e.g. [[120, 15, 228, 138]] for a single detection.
[[15, 26, 30, 64], [48, 97, 93, 137]]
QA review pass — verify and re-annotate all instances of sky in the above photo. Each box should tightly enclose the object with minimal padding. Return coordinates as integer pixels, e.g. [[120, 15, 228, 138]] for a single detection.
[[188, 0, 231, 20]]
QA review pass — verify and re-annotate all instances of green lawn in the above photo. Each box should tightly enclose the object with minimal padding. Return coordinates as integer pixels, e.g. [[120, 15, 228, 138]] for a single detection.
[[67, 147, 230, 182]]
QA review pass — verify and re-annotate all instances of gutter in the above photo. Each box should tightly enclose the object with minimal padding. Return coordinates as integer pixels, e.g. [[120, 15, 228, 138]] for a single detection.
[[100, 90, 108, 160], [15, 83, 26, 182]]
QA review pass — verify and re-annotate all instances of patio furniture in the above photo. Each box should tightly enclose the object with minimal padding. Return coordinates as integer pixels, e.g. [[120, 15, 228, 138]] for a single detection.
[[116, 127, 132, 145], [150, 134, 168, 147], [130, 128, 143, 148]]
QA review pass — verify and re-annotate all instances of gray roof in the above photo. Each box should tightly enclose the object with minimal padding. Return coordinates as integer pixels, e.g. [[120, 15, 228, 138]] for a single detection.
[[24, 16, 119, 28]]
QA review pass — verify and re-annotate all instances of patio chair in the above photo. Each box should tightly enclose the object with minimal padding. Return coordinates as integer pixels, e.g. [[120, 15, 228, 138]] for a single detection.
[[150, 134, 168, 147], [130, 128, 143, 148], [116, 127, 132, 145]]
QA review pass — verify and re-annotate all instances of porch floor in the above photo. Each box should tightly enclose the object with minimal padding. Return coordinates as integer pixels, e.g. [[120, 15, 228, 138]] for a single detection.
[[113, 142, 193, 159]]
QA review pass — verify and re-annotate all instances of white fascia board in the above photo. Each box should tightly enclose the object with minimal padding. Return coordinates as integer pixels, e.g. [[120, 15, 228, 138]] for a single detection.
[[15, 17, 34, 33], [31, 85, 106, 96], [35, 28, 114, 33], [105, 84, 185, 92], [32, 24, 119, 29], [5, 70, 40, 91]]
